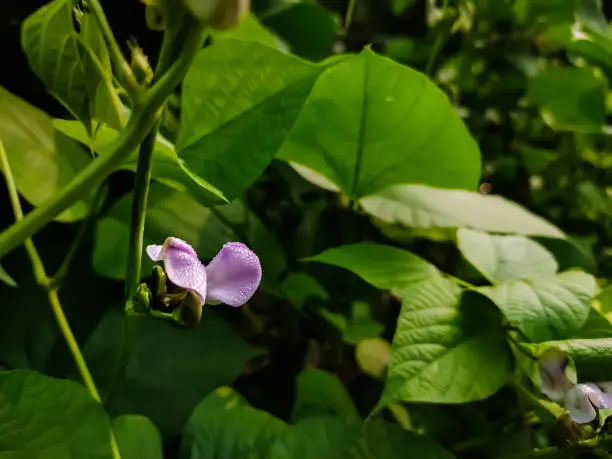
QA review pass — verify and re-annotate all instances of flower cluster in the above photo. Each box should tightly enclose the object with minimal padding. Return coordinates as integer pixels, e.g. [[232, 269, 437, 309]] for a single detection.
[[539, 350, 612, 424], [146, 237, 262, 308]]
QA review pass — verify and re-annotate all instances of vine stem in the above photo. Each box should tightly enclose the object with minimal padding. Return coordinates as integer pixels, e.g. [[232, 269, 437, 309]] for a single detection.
[[0, 139, 121, 459], [343, 0, 357, 34], [0, 17, 208, 260], [88, 0, 141, 98]]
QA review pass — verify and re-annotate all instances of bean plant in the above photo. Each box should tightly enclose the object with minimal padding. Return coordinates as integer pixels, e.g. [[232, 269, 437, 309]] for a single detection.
[[1, 0, 612, 458]]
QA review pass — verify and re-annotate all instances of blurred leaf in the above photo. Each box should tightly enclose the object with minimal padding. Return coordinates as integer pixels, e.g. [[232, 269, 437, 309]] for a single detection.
[[262, 3, 338, 61], [180, 386, 288, 459], [381, 274, 512, 405], [391, 0, 418, 16], [113, 415, 163, 459], [598, 285, 612, 314], [360, 184, 565, 238], [93, 183, 240, 279], [0, 264, 17, 288], [0, 86, 92, 222], [513, 0, 577, 24], [280, 272, 329, 308], [21, 0, 90, 124], [571, 307, 612, 338], [177, 39, 330, 199], [0, 370, 114, 457], [527, 67, 607, 128], [457, 229, 558, 283], [356, 338, 391, 379], [305, 242, 437, 293], [519, 145, 556, 174], [53, 118, 227, 205], [291, 369, 359, 422], [480, 270, 597, 341], [85, 309, 261, 437], [343, 302, 385, 345], [278, 49, 481, 198], [214, 13, 286, 49]]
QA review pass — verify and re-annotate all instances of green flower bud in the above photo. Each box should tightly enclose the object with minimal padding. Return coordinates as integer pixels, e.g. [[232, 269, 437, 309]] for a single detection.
[[182, 0, 250, 29], [129, 41, 154, 85]]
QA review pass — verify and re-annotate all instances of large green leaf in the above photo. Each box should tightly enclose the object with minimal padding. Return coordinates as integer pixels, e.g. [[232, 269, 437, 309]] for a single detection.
[[93, 183, 241, 279], [360, 184, 564, 238], [292, 369, 359, 423], [480, 271, 597, 342], [278, 49, 481, 198], [381, 274, 512, 405], [85, 309, 261, 437], [304, 243, 437, 292], [21, 0, 90, 124], [112, 415, 163, 459], [53, 118, 227, 205], [457, 229, 558, 283], [0, 86, 92, 222], [526, 67, 607, 129], [0, 370, 114, 458], [177, 39, 329, 199]]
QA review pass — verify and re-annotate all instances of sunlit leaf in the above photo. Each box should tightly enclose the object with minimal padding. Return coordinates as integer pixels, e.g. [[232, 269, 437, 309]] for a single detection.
[[381, 274, 512, 405], [0, 370, 114, 457], [480, 271, 597, 342], [360, 184, 564, 238], [177, 39, 330, 199], [457, 229, 558, 283], [0, 86, 92, 222], [214, 13, 287, 49], [278, 49, 481, 198], [113, 415, 163, 459], [305, 242, 437, 293]]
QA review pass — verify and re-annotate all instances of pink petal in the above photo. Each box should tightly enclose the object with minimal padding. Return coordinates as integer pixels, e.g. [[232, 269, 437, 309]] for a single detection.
[[205, 242, 262, 307], [147, 237, 207, 304]]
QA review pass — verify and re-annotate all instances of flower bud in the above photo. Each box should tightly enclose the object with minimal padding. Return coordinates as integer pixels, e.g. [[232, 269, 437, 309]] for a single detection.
[[182, 0, 250, 29], [129, 41, 154, 85]]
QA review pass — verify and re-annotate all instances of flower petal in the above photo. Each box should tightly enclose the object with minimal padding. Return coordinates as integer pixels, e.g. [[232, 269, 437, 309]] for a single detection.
[[149, 237, 207, 304], [539, 350, 574, 402], [565, 383, 604, 424], [205, 242, 262, 307]]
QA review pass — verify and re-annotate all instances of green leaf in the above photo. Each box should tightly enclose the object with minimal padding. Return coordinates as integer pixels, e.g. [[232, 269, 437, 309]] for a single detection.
[[85, 309, 261, 437], [0, 264, 17, 288], [278, 49, 481, 198], [21, 0, 90, 124], [381, 275, 512, 405], [0, 370, 114, 457], [572, 307, 612, 339], [305, 243, 437, 293], [0, 86, 92, 222], [292, 369, 359, 423], [93, 183, 241, 279], [360, 184, 565, 238], [53, 118, 227, 205], [214, 13, 287, 49], [479, 271, 598, 342], [391, 0, 418, 15], [457, 229, 558, 283], [527, 67, 607, 129], [343, 302, 385, 345], [280, 272, 329, 308], [598, 285, 612, 314], [113, 415, 163, 459], [180, 386, 288, 459], [262, 3, 338, 61], [531, 338, 612, 381], [177, 39, 330, 199]]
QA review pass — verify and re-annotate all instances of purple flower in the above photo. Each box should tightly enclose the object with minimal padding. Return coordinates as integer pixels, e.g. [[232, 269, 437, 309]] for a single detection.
[[146, 237, 261, 307], [564, 383, 607, 424]]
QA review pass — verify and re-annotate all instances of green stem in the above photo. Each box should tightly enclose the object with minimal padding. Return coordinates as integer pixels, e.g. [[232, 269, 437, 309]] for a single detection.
[[88, 0, 141, 98], [343, 0, 357, 34], [0, 139, 121, 459], [53, 184, 108, 287], [0, 19, 208, 261]]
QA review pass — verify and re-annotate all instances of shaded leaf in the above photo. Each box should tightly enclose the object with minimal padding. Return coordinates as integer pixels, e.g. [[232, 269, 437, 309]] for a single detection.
[[480, 271, 597, 342], [381, 275, 512, 405], [278, 49, 481, 198], [113, 415, 163, 459], [360, 184, 564, 238], [0, 86, 91, 222], [0, 370, 114, 458]]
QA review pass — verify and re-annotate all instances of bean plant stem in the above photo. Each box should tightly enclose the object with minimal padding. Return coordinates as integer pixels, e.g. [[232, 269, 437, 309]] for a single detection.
[[88, 0, 141, 98], [343, 0, 357, 34], [0, 18, 208, 260], [0, 139, 122, 459]]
